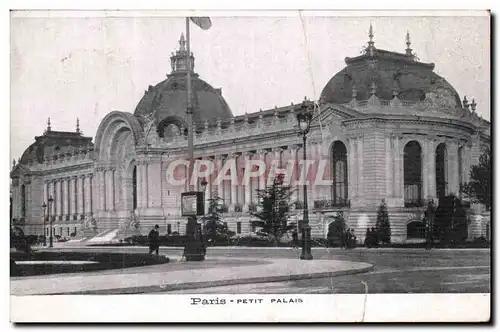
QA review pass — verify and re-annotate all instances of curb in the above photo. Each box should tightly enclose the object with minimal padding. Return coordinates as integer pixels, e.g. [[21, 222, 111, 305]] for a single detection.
[[49, 263, 374, 295], [52, 245, 491, 252]]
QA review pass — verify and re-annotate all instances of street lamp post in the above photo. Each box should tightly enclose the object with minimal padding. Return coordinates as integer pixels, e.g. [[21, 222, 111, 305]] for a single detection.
[[42, 203, 47, 246], [297, 100, 314, 260], [200, 178, 208, 234], [48, 196, 54, 248]]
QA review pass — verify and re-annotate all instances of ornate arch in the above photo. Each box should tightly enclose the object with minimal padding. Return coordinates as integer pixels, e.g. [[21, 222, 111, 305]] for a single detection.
[[327, 137, 350, 156], [94, 111, 143, 161], [157, 115, 188, 138]]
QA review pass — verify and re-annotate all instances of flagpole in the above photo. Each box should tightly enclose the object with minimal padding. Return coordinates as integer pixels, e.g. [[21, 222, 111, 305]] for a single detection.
[[186, 17, 194, 192]]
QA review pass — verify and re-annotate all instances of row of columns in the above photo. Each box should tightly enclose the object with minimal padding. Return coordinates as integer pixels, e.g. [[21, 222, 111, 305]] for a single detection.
[[95, 167, 117, 212], [184, 145, 314, 212], [44, 174, 93, 219], [384, 135, 470, 203]]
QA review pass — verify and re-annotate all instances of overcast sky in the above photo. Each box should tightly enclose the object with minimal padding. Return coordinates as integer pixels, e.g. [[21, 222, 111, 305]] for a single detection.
[[10, 12, 490, 160]]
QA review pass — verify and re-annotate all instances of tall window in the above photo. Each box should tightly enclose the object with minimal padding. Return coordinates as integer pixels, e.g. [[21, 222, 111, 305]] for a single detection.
[[132, 165, 138, 209], [331, 141, 348, 205], [436, 143, 447, 201], [21, 184, 26, 218], [404, 141, 423, 207], [458, 146, 464, 196]]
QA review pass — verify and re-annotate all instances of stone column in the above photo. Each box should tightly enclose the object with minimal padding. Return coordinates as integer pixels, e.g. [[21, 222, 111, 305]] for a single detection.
[[43, 181, 48, 207], [111, 169, 116, 211], [135, 162, 143, 208], [206, 156, 213, 198], [54, 180, 59, 218], [230, 153, 239, 210], [142, 161, 149, 208], [49, 181, 56, 217], [243, 151, 253, 210], [77, 175, 84, 217], [71, 176, 77, 218], [257, 149, 266, 192], [309, 142, 318, 203], [288, 144, 300, 202], [421, 140, 429, 200], [98, 169, 106, 211], [212, 155, 221, 199], [385, 134, 393, 198], [105, 169, 110, 211], [464, 144, 472, 183], [447, 140, 459, 196], [427, 138, 437, 201], [84, 175, 91, 215], [357, 135, 364, 198], [348, 137, 357, 200], [393, 136, 401, 198], [62, 178, 69, 218]]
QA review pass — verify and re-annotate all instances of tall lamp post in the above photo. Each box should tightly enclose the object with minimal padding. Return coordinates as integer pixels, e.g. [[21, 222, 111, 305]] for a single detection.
[[48, 196, 54, 248], [297, 100, 314, 260], [200, 178, 208, 234], [42, 202, 47, 246]]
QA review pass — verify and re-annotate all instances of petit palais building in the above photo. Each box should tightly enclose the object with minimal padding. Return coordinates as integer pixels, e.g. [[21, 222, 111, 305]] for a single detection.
[[10, 31, 491, 244]]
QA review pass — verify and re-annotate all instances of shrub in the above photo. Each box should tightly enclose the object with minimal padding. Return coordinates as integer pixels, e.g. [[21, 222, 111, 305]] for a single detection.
[[376, 200, 391, 244]]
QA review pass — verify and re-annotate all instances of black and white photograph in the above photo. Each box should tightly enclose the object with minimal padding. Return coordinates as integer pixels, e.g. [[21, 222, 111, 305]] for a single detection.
[[8, 8, 491, 323]]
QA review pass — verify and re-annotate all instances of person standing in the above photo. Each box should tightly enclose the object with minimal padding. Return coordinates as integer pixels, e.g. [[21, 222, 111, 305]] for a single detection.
[[292, 229, 299, 249], [364, 228, 371, 248], [148, 224, 160, 255]]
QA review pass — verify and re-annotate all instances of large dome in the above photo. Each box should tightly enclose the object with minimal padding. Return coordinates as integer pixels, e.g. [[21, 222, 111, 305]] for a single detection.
[[319, 46, 462, 108], [134, 34, 233, 129]]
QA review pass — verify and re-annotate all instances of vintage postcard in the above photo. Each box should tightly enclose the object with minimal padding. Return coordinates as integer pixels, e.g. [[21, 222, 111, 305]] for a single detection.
[[9, 9, 491, 323]]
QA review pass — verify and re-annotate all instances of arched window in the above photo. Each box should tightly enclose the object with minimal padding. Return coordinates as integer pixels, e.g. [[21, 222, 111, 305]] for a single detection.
[[404, 141, 423, 207], [331, 141, 348, 206], [436, 143, 448, 201], [132, 165, 137, 210]]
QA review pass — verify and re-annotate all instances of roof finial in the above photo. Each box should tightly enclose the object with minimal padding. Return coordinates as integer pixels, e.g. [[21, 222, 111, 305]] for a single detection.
[[371, 80, 377, 96], [471, 98, 477, 112], [367, 23, 375, 54], [179, 33, 186, 52], [463, 96, 469, 109], [405, 31, 413, 57], [392, 81, 400, 98], [76, 118, 80, 134], [46, 117, 51, 132]]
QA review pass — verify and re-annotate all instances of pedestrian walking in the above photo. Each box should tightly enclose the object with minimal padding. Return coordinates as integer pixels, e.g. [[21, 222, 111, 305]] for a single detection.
[[148, 224, 160, 255], [340, 229, 347, 249], [292, 229, 299, 249], [364, 228, 371, 248], [348, 229, 356, 249]]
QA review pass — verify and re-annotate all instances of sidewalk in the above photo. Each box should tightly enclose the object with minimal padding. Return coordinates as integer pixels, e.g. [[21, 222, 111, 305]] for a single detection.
[[10, 257, 373, 295]]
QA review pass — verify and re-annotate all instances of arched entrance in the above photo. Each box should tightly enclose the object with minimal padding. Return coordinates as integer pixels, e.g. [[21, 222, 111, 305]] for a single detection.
[[407, 220, 426, 239], [404, 141, 423, 207], [436, 143, 448, 202], [331, 141, 348, 206]]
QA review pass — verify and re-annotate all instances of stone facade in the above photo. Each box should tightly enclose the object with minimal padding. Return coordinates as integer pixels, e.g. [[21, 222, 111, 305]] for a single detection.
[[11, 32, 491, 243]]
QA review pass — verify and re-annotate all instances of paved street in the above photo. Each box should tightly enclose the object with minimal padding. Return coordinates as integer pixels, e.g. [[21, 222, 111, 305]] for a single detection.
[[51, 246, 490, 294], [166, 248, 490, 294]]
